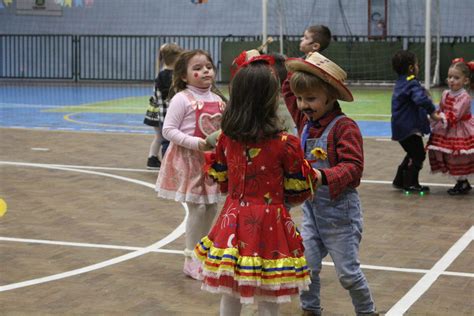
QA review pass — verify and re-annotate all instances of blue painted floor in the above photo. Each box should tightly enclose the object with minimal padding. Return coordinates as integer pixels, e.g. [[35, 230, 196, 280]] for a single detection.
[[0, 83, 441, 138]]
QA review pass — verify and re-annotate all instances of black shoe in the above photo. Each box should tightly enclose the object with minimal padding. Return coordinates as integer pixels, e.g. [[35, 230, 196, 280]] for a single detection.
[[447, 180, 472, 195], [146, 156, 161, 170], [404, 184, 430, 193]]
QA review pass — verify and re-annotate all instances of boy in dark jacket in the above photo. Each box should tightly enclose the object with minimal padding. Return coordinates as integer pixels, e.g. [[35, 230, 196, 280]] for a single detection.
[[391, 50, 442, 192]]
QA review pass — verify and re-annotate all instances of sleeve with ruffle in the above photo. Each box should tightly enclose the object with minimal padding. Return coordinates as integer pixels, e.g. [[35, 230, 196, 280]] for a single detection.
[[282, 134, 316, 205], [206, 133, 228, 193]]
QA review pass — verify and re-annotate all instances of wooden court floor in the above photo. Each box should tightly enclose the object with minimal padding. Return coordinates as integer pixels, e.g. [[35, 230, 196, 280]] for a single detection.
[[0, 128, 472, 315]]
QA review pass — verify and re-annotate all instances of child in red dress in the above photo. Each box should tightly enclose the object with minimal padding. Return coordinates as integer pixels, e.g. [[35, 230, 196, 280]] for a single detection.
[[195, 58, 316, 315], [427, 58, 474, 195]]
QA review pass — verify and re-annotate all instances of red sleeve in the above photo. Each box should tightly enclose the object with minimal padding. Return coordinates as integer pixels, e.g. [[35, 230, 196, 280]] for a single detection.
[[324, 118, 364, 199], [282, 73, 307, 135], [282, 134, 315, 205], [207, 133, 228, 193]]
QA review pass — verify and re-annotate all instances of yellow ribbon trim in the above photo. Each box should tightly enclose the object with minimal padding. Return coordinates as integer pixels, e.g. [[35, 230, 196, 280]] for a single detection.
[[284, 177, 311, 191], [208, 168, 227, 182], [195, 237, 310, 285]]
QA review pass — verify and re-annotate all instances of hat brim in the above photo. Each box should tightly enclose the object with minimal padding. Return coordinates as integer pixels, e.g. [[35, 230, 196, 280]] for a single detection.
[[286, 58, 354, 102]]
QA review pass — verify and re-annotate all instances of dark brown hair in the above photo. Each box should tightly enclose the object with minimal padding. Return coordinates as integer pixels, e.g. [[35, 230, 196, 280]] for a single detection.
[[221, 62, 282, 142], [392, 50, 417, 76], [306, 25, 332, 52], [268, 53, 287, 86], [168, 49, 226, 101]]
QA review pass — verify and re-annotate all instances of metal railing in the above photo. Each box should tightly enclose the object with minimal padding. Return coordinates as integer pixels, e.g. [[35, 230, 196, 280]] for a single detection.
[[0, 34, 259, 82], [0, 34, 472, 82]]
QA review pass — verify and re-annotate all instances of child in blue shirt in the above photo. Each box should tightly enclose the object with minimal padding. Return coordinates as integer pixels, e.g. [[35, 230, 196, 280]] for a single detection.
[[391, 50, 442, 192]]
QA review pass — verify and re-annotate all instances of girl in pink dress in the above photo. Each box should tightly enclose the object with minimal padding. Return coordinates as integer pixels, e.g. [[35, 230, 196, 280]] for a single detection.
[[195, 59, 316, 315], [427, 59, 474, 195], [156, 49, 226, 279]]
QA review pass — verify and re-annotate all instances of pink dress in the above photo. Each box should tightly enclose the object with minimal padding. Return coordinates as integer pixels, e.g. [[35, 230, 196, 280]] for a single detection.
[[156, 86, 225, 204], [427, 89, 474, 177]]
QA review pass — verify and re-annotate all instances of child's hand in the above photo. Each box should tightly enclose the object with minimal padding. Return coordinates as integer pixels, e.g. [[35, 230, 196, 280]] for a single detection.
[[205, 130, 221, 148], [198, 139, 213, 152], [438, 112, 448, 128], [430, 112, 442, 122], [313, 168, 323, 188]]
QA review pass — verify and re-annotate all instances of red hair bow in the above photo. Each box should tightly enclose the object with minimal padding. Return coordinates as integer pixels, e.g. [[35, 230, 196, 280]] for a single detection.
[[231, 52, 275, 78], [467, 61, 474, 72], [451, 57, 465, 64], [239, 55, 276, 68], [452, 57, 474, 72], [233, 51, 248, 68]]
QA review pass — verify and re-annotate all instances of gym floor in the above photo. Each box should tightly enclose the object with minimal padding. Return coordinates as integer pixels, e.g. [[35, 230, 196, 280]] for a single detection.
[[0, 83, 472, 315], [1, 127, 472, 315]]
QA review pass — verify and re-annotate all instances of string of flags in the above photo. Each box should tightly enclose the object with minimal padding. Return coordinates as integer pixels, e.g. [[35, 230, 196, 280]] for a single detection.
[[0, 0, 94, 8], [54, 0, 94, 7]]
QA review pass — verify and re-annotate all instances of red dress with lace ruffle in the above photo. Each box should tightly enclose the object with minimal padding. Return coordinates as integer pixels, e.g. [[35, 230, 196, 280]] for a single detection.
[[428, 89, 474, 176], [195, 132, 314, 304]]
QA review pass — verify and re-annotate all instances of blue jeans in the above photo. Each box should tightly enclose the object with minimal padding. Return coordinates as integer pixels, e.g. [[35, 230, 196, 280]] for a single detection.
[[300, 188, 375, 314]]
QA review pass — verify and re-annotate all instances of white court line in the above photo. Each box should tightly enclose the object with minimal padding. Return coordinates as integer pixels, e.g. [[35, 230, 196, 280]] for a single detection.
[[1, 161, 455, 186], [0, 103, 66, 108], [350, 113, 391, 117], [0, 161, 155, 173], [2, 236, 472, 278], [361, 179, 453, 188], [31, 147, 50, 151], [386, 226, 474, 316], [0, 237, 183, 255], [0, 162, 187, 292]]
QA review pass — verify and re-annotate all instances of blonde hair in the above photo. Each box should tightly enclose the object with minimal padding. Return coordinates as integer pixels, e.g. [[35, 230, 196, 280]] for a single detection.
[[449, 61, 471, 89], [159, 43, 183, 67]]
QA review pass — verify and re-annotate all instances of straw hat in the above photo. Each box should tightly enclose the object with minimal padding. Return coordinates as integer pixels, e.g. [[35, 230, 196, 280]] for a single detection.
[[285, 52, 353, 102]]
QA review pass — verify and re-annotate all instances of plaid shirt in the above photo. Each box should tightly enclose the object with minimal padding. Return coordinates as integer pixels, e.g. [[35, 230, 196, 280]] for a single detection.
[[145, 89, 168, 124], [306, 104, 364, 200]]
